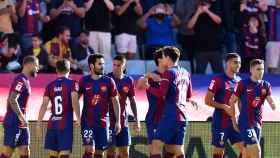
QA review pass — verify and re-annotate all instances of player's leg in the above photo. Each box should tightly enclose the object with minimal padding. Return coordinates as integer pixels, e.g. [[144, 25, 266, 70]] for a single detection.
[[82, 126, 95, 158], [116, 127, 131, 158], [240, 126, 261, 158], [173, 145, 185, 158], [232, 142, 245, 158], [229, 126, 245, 158], [57, 129, 73, 158], [17, 128, 30, 158], [170, 122, 187, 158], [163, 145, 175, 158], [0, 146, 14, 158], [151, 139, 164, 157], [107, 127, 117, 158], [106, 146, 117, 158], [246, 144, 261, 158], [59, 151, 70, 158], [146, 123, 156, 156], [94, 127, 110, 158], [211, 127, 226, 158], [45, 129, 60, 158], [48, 150, 59, 158]]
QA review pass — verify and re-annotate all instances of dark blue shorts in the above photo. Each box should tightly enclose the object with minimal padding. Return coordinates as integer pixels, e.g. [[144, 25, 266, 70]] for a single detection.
[[81, 124, 109, 150], [154, 120, 187, 145], [240, 125, 261, 145], [44, 128, 73, 151], [146, 123, 157, 145], [3, 126, 30, 148], [110, 127, 131, 147], [212, 124, 242, 148]]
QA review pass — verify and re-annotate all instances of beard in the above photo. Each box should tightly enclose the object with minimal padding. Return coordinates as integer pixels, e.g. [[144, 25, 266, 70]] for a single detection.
[[94, 69, 104, 75], [30, 70, 37, 77]]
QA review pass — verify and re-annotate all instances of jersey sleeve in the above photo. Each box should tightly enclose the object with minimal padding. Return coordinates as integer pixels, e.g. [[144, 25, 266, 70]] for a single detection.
[[109, 78, 118, 98], [208, 76, 221, 94], [78, 78, 85, 94], [128, 77, 136, 98], [11, 78, 25, 94], [187, 73, 192, 99], [234, 80, 244, 97], [148, 70, 173, 98], [267, 82, 272, 97]]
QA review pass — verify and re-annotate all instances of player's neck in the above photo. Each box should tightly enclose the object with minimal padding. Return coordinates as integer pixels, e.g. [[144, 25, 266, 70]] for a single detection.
[[57, 73, 68, 78], [157, 67, 165, 73], [22, 68, 30, 78], [225, 70, 236, 79], [91, 74, 102, 80], [250, 76, 261, 83], [113, 72, 123, 79]]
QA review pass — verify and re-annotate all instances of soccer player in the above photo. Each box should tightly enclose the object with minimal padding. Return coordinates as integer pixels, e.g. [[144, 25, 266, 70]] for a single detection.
[[36, 59, 81, 158], [106, 55, 140, 158], [144, 46, 196, 158], [1, 55, 39, 158], [79, 54, 121, 158], [204, 53, 244, 158], [230, 59, 277, 158], [137, 49, 175, 158]]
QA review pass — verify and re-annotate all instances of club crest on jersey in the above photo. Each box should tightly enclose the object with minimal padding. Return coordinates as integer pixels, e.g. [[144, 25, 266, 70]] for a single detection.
[[261, 88, 267, 96], [100, 86, 107, 92], [123, 86, 129, 93]]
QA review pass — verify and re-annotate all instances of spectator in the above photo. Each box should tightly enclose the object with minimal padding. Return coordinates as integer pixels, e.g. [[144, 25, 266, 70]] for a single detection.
[[175, 0, 199, 73], [138, 3, 180, 60], [84, 0, 114, 61], [44, 26, 77, 72], [114, 0, 143, 59], [50, 0, 85, 38], [241, 16, 266, 72], [71, 30, 94, 75], [188, 0, 223, 74], [21, 33, 48, 72], [0, 33, 20, 72], [266, 0, 280, 74], [0, 0, 17, 33], [141, 0, 176, 13], [240, 0, 268, 28], [16, 0, 50, 52]]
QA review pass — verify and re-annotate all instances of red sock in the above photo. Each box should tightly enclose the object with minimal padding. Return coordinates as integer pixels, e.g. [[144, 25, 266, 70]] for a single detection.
[[60, 155, 69, 158], [176, 155, 184, 158], [0, 154, 8, 158], [20, 156, 29, 158], [94, 154, 102, 158], [213, 154, 223, 158], [107, 155, 115, 158], [163, 152, 175, 158], [239, 153, 242, 158], [150, 154, 161, 158], [83, 152, 93, 158]]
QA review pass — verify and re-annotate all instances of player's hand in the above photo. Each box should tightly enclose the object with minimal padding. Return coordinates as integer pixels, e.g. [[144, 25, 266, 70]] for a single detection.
[[115, 121, 121, 135], [133, 121, 141, 133], [136, 77, 149, 90], [232, 119, 240, 132], [19, 116, 28, 128], [189, 99, 198, 110], [223, 105, 234, 117], [75, 119, 81, 127], [145, 72, 161, 82]]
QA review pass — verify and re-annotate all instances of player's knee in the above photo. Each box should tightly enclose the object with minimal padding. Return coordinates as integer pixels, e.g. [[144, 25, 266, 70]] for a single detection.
[[18, 146, 30, 155], [84, 146, 95, 153], [119, 148, 129, 158], [2, 146, 14, 157], [213, 146, 224, 155], [173, 145, 184, 156]]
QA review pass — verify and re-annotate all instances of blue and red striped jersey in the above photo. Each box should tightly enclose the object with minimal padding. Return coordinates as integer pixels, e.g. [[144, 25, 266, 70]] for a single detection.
[[234, 78, 272, 128], [4, 74, 31, 127], [148, 66, 192, 122], [44, 77, 79, 130], [266, 6, 280, 41], [107, 72, 135, 128], [79, 75, 118, 128], [145, 70, 165, 125], [208, 73, 241, 128]]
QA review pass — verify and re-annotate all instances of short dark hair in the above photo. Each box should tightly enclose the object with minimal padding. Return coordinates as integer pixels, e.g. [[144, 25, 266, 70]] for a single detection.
[[161, 46, 180, 63], [225, 53, 240, 62], [23, 55, 38, 65], [113, 55, 126, 63], [80, 30, 89, 36], [250, 59, 264, 68], [7, 33, 19, 49], [56, 59, 70, 73], [153, 49, 164, 66], [32, 33, 41, 39], [88, 54, 104, 66], [57, 26, 70, 36]]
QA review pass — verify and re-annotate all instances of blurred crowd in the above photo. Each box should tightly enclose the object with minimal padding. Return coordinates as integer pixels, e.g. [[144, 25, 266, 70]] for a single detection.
[[0, 0, 279, 74]]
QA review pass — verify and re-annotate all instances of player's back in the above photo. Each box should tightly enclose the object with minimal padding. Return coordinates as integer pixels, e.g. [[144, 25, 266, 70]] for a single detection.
[[45, 77, 77, 130], [209, 73, 241, 128], [236, 78, 271, 128], [145, 70, 165, 125], [4, 73, 31, 127], [162, 66, 192, 122]]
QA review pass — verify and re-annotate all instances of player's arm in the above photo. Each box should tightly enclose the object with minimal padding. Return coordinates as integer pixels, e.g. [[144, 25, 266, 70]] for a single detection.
[[204, 91, 228, 110], [71, 91, 81, 126], [129, 79, 141, 131], [9, 92, 27, 124], [147, 71, 171, 99], [266, 95, 276, 111], [229, 94, 240, 132], [112, 96, 121, 134], [37, 96, 50, 123]]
